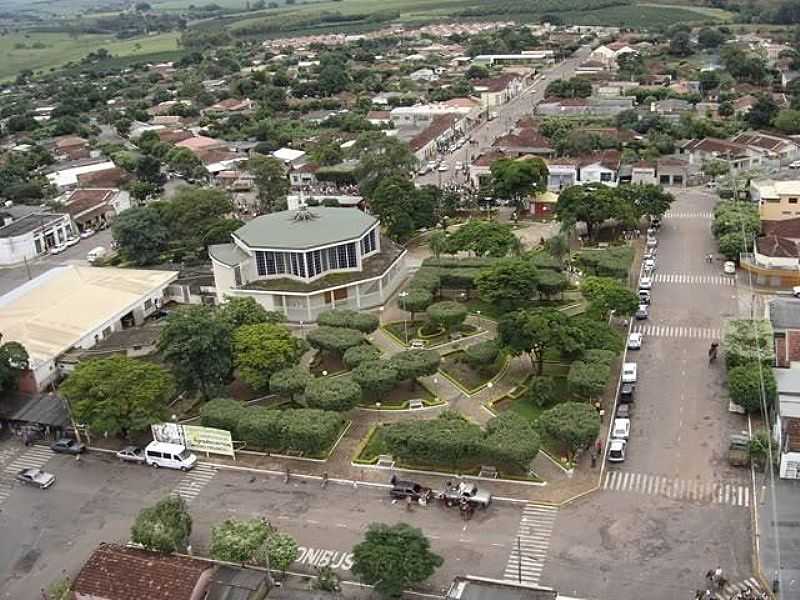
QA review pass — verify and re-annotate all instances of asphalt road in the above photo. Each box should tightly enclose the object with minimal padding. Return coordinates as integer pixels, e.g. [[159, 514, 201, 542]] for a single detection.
[[0, 446, 525, 598], [0, 229, 113, 296], [416, 46, 592, 189], [539, 188, 755, 600]]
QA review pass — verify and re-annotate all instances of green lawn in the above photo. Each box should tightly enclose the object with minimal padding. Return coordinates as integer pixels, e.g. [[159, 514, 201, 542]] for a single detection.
[[440, 351, 504, 393], [0, 31, 180, 81]]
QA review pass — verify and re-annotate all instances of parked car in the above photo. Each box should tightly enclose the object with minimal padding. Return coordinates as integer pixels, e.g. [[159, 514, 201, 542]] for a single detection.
[[80, 228, 96, 239], [144, 441, 196, 471], [639, 276, 653, 290], [608, 439, 627, 462], [622, 362, 637, 383], [638, 290, 651, 305], [619, 383, 635, 404], [724, 261, 736, 275], [612, 418, 631, 440], [16, 468, 56, 489], [389, 475, 433, 502], [616, 403, 632, 418], [437, 164, 449, 172], [440, 481, 492, 508], [794, 286, 800, 298], [646, 238, 657, 249], [50, 438, 86, 454], [116, 446, 146, 464], [65, 237, 80, 248], [789, 160, 800, 169], [635, 304, 649, 320], [410, 339, 426, 349], [643, 258, 656, 271], [627, 332, 643, 350], [48, 244, 67, 255]]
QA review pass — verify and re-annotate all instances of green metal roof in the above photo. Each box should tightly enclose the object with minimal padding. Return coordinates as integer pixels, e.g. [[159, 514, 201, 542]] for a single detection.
[[208, 243, 248, 267], [233, 207, 377, 251]]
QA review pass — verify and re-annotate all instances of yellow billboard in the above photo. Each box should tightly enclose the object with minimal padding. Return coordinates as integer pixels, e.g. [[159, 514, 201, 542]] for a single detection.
[[182, 425, 235, 457]]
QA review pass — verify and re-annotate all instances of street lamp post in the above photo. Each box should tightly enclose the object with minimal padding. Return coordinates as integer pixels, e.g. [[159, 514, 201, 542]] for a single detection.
[[399, 291, 409, 344]]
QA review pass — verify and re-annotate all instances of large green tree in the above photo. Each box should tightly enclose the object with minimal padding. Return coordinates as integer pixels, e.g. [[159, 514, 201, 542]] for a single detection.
[[0, 336, 28, 395], [233, 323, 309, 392], [581, 276, 640, 319], [555, 183, 626, 241], [728, 363, 777, 413], [307, 326, 365, 357], [352, 132, 416, 198], [112, 206, 168, 265], [426, 301, 468, 333], [389, 349, 441, 386], [131, 496, 192, 553], [490, 157, 547, 208], [304, 376, 362, 411], [210, 518, 272, 563], [248, 154, 289, 214], [269, 366, 312, 402], [476, 257, 539, 312], [351, 523, 444, 599], [159, 306, 233, 399], [255, 532, 299, 574], [538, 401, 600, 458], [61, 356, 175, 437], [399, 289, 434, 322], [352, 359, 398, 400], [446, 220, 518, 257], [498, 308, 580, 375], [219, 296, 286, 329], [567, 360, 611, 399]]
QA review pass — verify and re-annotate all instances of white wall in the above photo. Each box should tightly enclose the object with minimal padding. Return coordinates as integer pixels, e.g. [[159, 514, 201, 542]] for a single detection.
[[0, 232, 38, 266]]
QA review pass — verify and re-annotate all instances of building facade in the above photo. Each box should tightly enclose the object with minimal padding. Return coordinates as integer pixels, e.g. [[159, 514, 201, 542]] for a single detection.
[[0, 213, 74, 266], [210, 207, 406, 322]]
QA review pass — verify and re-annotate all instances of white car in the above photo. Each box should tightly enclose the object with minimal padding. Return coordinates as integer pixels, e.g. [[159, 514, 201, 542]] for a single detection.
[[16, 468, 56, 489], [437, 164, 449, 172], [646, 238, 657, 248], [627, 332, 643, 350], [789, 160, 800, 169], [612, 418, 631, 440], [80, 229, 96, 239], [608, 439, 627, 462], [454, 161, 462, 170], [723, 261, 736, 275], [410, 339, 426, 349], [644, 258, 656, 271], [622, 362, 637, 383], [48, 244, 67, 255], [639, 276, 653, 290], [65, 236, 80, 247]]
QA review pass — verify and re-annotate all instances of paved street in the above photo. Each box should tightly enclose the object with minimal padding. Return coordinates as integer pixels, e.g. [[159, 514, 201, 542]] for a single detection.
[[538, 188, 755, 600], [0, 229, 113, 296], [0, 443, 537, 598], [416, 46, 591, 188]]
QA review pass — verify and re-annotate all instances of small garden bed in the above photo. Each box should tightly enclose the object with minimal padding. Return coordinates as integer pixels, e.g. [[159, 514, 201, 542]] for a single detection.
[[439, 351, 506, 394], [353, 425, 541, 481], [382, 321, 482, 347], [358, 380, 440, 410], [309, 351, 348, 377]]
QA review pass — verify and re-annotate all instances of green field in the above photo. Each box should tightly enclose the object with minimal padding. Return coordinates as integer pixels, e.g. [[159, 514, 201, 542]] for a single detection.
[[0, 31, 180, 80]]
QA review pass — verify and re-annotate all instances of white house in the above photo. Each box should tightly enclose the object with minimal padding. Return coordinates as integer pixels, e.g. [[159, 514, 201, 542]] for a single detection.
[[773, 369, 800, 478], [409, 68, 438, 82], [0, 212, 74, 266], [272, 148, 307, 168]]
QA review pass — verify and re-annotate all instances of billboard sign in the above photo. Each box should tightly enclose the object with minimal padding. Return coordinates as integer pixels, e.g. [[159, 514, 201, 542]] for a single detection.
[[151, 423, 235, 457]]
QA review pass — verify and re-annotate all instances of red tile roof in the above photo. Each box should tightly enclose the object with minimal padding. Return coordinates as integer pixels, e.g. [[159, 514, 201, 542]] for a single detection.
[[682, 137, 752, 157], [408, 114, 457, 152], [493, 128, 552, 150], [473, 150, 506, 167], [63, 189, 114, 217], [71, 543, 210, 600], [756, 234, 800, 258], [473, 73, 518, 93], [77, 167, 130, 188], [762, 218, 800, 240], [579, 149, 621, 171], [732, 132, 798, 153], [366, 110, 391, 120], [158, 129, 193, 144]]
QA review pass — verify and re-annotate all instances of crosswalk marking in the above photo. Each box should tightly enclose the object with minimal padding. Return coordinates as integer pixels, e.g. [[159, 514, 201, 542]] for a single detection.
[[0, 477, 14, 504], [173, 464, 217, 503], [503, 504, 558, 586], [718, 577, 765, 600], [652, 273, 735, 286], [663, 211, 713, 219], [631, 324, 721, 340], [603, 471, 749, 507], [3, 446, 52, 474]]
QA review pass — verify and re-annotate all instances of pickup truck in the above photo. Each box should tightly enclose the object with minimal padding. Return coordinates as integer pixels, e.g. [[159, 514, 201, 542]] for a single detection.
[[439, 481, 492, 508]]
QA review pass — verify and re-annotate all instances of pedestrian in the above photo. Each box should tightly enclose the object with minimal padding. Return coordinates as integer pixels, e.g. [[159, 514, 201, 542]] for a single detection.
[[705, 569, 715, 584]]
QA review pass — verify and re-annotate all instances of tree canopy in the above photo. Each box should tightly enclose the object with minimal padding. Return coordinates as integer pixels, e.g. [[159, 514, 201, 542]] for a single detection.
[[317, 308, 379, 333], [476, 257, 539, 312], [159, 306, 233, 399], [0, 336, 28, 395], [269, 366, 312, 401], [490, 157, 547, 208], [210, 518, 271, 563], [304, 375, 362, 411], [498, 308, 580, 375], [248, 154, 289, 214], [233, 323, 309, 392], [307, 326, 365, 356], [352, 523, 444, 599], [219, 296, 286, 329], [61, 356, 175, 438], [727, 363, 777, 413], [581, 276, 640, 319], [446, 220, 518, 257], [724, 319, 774, 369], [131, 496, 192, 553], [538, 401, 600, 458], [426, 301, 468, 332]]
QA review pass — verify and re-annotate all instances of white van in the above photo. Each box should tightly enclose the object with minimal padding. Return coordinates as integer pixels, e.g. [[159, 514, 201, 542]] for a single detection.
[[86, 246, 107, 264], [144, 441, 197, 471]]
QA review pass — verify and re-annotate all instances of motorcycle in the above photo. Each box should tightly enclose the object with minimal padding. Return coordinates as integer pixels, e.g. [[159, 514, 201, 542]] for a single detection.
[[708, 342, 719, 364]]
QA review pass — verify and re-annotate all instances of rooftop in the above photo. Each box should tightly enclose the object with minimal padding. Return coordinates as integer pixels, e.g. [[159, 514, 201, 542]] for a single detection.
[[72, 543, 210, 600], [769, 297, 800, 330], [753, 179, 800, 198], [0, 265, 177, 368], [762, 217, 800, 239], [0, 213, 66, 238], [233, 207, 377, 251], [243, 235, 403, 293], [756, 234, 800, 258]]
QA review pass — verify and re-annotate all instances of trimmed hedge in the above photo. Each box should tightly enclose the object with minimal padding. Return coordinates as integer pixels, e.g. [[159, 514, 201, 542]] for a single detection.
[[199, 399, 345, 456], [317, 309, 379, 334], [422, 256, 499, 269]]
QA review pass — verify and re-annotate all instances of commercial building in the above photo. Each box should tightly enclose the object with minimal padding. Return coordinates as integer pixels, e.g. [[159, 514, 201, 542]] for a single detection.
[[210, 207, 406, 322], [0, 212, 74, 266], [752, 180, 800, 221], [0, 265, 177, 391]]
